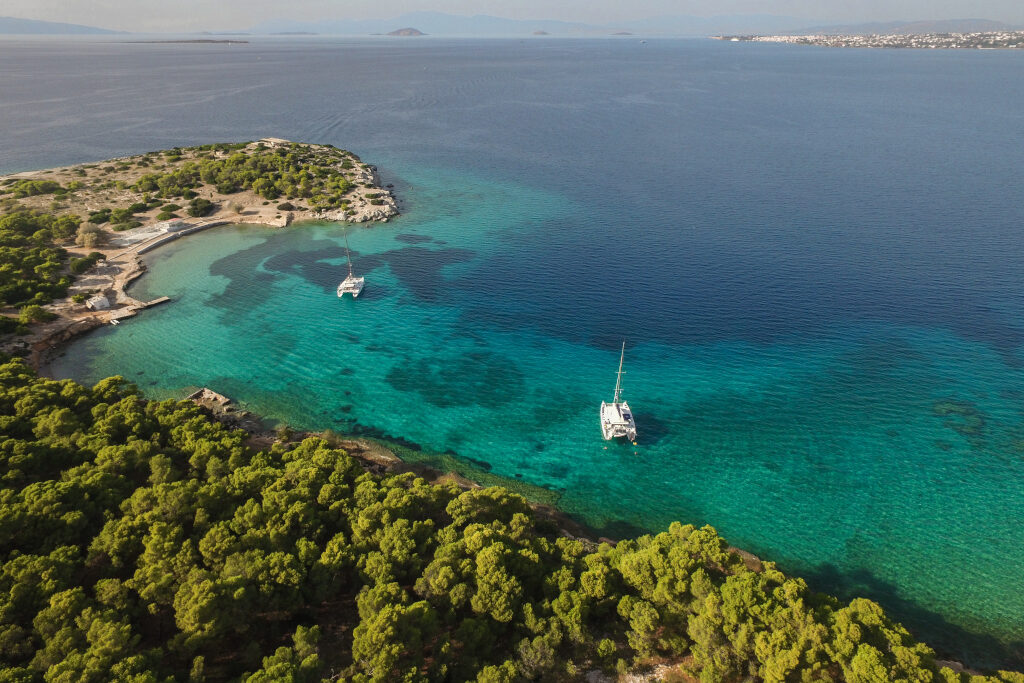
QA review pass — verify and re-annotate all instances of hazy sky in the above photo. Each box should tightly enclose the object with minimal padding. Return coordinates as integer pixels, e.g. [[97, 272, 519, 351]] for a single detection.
[[7, 0, 1024, 32]]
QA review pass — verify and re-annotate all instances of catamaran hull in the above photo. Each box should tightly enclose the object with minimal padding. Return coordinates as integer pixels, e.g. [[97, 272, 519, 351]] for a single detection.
[[600, 400, 637, 441], [337, 276, 365, 298]]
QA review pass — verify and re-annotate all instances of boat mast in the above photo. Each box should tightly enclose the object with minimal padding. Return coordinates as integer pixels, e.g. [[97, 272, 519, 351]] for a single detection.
[[343, 228, 354, 277], [613, 341, 626, 404]]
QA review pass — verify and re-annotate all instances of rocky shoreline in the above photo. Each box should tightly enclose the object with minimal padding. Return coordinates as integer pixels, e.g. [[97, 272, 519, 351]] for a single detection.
[[186, 385, 770, 567], [185, 384, 615, 543]]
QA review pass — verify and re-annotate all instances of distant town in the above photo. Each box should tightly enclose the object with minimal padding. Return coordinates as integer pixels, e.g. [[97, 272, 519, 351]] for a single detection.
[[716, 31, 1024, 49]]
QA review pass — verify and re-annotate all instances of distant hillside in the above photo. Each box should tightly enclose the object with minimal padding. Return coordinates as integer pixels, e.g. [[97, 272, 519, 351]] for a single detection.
[[0, 15, 123, 35], [789, 18, 1018, 35]]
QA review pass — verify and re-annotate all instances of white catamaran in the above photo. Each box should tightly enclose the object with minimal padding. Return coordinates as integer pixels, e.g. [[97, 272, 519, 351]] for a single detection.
[[336, 229, 364, 298], [600, 341, 637, 441]]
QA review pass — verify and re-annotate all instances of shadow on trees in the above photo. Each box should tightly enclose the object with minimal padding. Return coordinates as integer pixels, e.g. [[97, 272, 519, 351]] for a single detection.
[[803, 562, 1024, 672]]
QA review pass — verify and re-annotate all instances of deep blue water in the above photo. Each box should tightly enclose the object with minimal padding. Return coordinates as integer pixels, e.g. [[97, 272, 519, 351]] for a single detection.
[[4, 36, 1024, 668]]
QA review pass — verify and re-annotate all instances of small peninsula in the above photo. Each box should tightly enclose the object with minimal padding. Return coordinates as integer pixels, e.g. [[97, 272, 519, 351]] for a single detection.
[[0, 139, 398, 365]]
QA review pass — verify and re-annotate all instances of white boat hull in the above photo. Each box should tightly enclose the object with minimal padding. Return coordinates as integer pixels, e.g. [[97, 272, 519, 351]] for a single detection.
[[337, 275, 365, 298], [601, 400, 637, 441]]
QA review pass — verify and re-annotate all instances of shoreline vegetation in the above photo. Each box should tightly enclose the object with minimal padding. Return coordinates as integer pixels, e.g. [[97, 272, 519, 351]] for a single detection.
[[0, 363, 1021, 681], [0, 139, 398, 367], [0, 144, 1021, 679]]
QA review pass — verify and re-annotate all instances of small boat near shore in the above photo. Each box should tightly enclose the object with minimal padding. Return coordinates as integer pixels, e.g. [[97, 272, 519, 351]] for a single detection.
[[601, 341, 637, 441], [337, 229, 364, 298]]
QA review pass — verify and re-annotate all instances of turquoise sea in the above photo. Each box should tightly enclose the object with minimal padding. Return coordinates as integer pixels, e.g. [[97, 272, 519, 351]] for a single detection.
[[3, 37, 1023, 667]]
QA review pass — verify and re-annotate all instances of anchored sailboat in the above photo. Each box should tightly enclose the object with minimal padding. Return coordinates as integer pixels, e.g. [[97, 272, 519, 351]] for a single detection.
[[336, 228, 364, 298], [600, 341, 637, 441]]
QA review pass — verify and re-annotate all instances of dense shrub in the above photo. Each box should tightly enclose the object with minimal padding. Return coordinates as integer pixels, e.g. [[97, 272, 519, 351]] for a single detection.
[[17, 304, 56, 323], [87, 208, 112, 224], [133, 146, 355, 210], [69, 251, 104, 274], [109, 207, 135, 224], [187, 198, 214, 217], [0, 315, 20, 334], [0, 211, 74, 306], [9, 179, 63, 198]]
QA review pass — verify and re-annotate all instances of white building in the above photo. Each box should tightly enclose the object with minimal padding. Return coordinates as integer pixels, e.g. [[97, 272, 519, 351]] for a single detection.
[[86, 294, 111, 311]]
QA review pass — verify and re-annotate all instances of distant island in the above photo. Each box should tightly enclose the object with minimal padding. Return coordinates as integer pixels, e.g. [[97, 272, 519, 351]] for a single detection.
[[0, 139, 397, 362], [716, 30, 1024, 49], [387, 27, 425, 36]]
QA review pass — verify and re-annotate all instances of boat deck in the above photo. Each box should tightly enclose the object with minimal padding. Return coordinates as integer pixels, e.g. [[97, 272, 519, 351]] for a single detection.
[[601, 400, 637, 440], [337, 275, 365, 297]]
